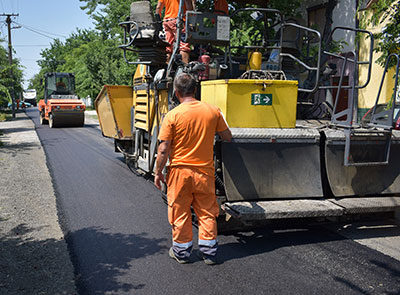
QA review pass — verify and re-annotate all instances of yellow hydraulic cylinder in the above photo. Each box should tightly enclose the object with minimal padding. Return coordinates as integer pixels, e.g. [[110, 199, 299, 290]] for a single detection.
[[247, 51, 262, 71]]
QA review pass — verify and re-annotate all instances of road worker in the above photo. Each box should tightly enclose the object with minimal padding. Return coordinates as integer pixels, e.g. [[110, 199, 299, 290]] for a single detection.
[[155, 0, 194, 64], [155, 73, 232, 265], [56, 81, 67, 92]]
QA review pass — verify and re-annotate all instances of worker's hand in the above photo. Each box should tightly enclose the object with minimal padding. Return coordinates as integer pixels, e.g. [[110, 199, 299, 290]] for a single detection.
[[155, 172, 165, 190]]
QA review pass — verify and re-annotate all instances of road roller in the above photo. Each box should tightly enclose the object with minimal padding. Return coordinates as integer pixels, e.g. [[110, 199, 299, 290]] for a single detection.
[[38, 72, 85, 128]]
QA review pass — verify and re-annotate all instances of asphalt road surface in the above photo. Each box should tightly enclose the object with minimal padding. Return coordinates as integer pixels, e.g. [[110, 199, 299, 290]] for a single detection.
[[26, 108, 400, 295]]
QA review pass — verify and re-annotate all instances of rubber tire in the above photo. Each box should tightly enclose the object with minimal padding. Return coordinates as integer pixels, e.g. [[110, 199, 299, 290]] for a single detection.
[[39, 113, 48, 125], [49, 113, 56, 128]]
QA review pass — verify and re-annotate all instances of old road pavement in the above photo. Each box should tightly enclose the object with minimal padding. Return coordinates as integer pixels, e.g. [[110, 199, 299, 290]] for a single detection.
[[25, 108, 400, 295]]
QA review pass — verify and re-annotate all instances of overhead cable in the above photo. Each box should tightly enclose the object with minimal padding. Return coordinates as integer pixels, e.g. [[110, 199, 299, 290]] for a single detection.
[[14, 21, 67, 38], [14, 21, 67, 39]]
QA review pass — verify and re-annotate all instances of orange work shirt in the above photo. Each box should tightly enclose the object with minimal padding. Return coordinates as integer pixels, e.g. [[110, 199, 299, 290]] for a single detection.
[[159, 0, 185, 19], [158, 100, 229, 176]]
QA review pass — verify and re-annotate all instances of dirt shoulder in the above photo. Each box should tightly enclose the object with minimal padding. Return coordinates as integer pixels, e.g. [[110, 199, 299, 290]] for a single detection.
[[0, 111, 77, 295]]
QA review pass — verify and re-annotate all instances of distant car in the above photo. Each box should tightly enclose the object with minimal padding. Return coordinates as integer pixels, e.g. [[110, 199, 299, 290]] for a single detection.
[[8, 101, 32, 108]]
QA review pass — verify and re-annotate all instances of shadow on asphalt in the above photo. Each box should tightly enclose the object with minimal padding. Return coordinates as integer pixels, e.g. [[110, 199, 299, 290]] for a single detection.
[[325, 220, 400, 239], [66, 227, 168, 294], [83, 123, 100, 129], [218, 226, 345, 264], [333, 276, 373, 295], [0, 224, 75, 295]]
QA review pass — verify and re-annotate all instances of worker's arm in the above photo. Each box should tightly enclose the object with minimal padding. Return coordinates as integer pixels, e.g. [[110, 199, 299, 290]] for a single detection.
[[185, 0, 194, 11], [155, 140, 171, 190], [155, 1, 164, 18], [218, 128, 232, 142], [190, 0, 196, 10]]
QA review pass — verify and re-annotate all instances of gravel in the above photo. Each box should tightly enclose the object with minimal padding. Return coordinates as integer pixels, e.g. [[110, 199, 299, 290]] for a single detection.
[[0, 111, 77, 295]]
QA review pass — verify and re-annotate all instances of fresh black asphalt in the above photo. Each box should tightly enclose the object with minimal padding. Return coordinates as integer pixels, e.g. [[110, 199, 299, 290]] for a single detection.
[[26, 108, 400, 295]]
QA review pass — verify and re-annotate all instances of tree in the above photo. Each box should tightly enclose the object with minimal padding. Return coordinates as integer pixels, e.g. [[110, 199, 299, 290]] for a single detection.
[[359, 0, 400, 66], [0, 39, 23, 107], [79, 0, 136, 39], [34, 26, 132, 100]]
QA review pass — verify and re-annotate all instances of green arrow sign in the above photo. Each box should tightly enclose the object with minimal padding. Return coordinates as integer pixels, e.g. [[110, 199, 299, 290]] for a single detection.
[[251, 93, 272, 105]]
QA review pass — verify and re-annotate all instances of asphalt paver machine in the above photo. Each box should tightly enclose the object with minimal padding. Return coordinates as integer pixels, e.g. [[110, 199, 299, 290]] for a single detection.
[[95, 1, 400, 228]]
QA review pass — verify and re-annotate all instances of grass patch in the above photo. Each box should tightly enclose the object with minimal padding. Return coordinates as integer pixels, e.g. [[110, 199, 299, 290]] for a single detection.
[[0, 110, 12, 122]]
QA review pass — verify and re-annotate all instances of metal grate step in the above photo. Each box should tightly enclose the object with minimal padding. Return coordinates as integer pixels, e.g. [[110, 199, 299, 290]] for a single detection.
[[223, 199, 344, 221]]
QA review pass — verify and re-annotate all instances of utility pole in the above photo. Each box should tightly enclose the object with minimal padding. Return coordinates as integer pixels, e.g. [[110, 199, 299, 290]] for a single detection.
[[1, 13, 19, 118]]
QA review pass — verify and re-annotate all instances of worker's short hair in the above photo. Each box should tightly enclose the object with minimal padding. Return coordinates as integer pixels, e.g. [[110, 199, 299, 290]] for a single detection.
[[174, 73, 196, 97]]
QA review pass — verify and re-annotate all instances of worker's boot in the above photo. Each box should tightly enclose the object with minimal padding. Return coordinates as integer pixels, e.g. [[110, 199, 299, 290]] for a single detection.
[[198, 240, 218, 265], [169, 247, 190, 264], [197, 251, 217, 265]]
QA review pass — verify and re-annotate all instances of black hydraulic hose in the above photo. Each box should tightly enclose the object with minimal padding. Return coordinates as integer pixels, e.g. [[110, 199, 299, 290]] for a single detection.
[[215, 172, 225, 194]]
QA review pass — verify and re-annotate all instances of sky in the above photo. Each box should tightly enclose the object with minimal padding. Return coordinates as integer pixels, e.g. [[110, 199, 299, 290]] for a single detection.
[[0, 0, 94, 88]]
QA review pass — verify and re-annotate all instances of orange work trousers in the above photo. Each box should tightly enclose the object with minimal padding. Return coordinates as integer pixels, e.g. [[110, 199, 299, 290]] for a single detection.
[[163, 19, 190, 54], [167, 166, 219, 245]]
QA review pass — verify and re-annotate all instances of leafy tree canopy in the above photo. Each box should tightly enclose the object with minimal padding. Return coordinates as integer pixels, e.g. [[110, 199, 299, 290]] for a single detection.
[[359, 0, 400, 66], [0, 39, 24, 106]]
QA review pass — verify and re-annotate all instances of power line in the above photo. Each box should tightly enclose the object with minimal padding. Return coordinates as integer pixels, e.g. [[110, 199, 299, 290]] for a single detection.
[[17, 25, 58, 40], [14, 21, 67, 38]]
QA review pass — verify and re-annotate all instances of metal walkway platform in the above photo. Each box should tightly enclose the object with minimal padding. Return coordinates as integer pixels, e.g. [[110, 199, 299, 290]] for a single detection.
[[223, 196, 400, 221]]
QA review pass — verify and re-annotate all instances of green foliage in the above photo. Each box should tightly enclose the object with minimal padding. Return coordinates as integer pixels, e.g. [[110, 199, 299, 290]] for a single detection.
[[0, 40, 23, 105], [0, 85, 11, 108], [79, 0, 131, 39], [228, 0, 301, 54], [33, 27, 131, 100], [359, 0, 400, 66]]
